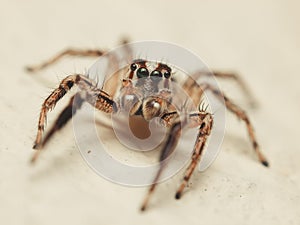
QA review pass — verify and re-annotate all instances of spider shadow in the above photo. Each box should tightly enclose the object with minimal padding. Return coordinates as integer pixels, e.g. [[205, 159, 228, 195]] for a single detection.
[[28, 143, 83, 182]]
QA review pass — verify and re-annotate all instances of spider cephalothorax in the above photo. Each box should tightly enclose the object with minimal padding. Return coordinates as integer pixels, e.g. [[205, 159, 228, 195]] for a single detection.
[[120, 60, 174, 121], [26, 41, 269, 211]]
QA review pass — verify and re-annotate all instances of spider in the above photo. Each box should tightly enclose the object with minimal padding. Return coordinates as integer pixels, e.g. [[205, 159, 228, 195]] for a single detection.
[[26, 40, 269, 211]]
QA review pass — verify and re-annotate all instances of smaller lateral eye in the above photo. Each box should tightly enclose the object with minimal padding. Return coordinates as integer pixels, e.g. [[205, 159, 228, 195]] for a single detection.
[[150, 70, 162, 77], [130, 63, 137, 71], [163, 71, 171, 79]]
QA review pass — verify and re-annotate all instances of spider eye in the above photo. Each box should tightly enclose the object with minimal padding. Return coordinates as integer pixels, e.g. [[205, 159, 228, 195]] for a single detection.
[[130, 63, 137, 71], [150, 70, 162, 77], [163, 71, 171, 79], [137, 67, 149, 78]]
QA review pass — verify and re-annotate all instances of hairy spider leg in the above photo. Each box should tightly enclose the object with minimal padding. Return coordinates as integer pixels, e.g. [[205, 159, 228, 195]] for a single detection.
[[140, 112, 213, 211], [32, 74, 116, 163], [200, 83, 269, 167], [26, 49, 106, 73]]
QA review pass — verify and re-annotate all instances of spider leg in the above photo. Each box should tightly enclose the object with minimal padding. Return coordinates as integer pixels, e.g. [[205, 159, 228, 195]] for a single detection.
[[213, 71, 258, 107], [26, 38, 132, 73], [175, 112, 213, 199], [34, 74, 78, 149], [33, 74, 115, 150], [160, 111, 178, 127], [201, 83, 269, 167], [185, 70, 257, 107], [31, 93, 84, 163], [140, 113, 183, 211], [26, 49, 106, 73]]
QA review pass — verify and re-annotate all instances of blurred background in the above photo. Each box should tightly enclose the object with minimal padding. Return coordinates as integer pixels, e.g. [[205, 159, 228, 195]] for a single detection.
[[0, 0, 299, 225]]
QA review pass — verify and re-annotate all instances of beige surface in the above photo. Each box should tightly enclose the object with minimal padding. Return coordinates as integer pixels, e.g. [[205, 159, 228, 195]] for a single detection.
[[1, 0, 299, 224]]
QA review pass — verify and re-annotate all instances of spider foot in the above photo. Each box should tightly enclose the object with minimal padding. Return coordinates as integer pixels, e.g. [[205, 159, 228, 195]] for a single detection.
[[175, 192, 181, 200], [261, 160, 269, 167]]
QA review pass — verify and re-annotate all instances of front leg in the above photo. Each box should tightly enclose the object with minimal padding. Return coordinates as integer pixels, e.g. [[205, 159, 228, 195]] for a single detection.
[[175, 112, 213, 199], [33, 74, 115, 149], [31, 93, 84, 163], [140, 111, 213, 210], [140, 113, 182, 211], [33, 74, 80, 149]]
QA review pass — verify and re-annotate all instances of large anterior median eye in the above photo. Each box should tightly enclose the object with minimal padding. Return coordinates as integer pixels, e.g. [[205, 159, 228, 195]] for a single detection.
[[150, 70, 162, 77], [137, 67, 149, 78]]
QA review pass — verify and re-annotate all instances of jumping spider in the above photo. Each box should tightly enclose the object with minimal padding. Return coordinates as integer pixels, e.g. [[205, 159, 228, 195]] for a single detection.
[[26, 41, 269, 211]]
